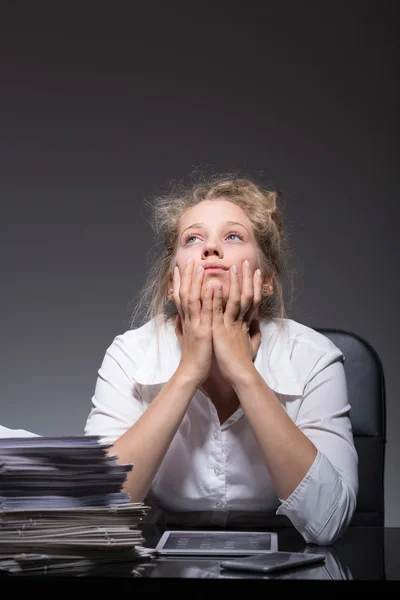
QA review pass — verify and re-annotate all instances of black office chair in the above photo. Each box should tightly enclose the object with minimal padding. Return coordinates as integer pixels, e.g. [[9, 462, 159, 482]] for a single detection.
[[316, 328, 386, 526]]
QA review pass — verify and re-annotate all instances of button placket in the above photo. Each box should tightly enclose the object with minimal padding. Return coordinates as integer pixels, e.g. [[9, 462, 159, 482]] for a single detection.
[[210, 422, 226, 509]]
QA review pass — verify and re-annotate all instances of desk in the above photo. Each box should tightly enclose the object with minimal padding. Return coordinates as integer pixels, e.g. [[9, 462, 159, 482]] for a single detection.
[[2, 525, 399, 588], [139, 524, 398, 581]]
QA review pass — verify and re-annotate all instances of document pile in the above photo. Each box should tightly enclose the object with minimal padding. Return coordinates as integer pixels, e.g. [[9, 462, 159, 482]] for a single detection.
[[0, 436, 153, 576]]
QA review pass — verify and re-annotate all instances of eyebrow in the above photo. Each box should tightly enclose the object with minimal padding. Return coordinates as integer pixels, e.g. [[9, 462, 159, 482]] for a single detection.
[[181, 221, 250, 235]]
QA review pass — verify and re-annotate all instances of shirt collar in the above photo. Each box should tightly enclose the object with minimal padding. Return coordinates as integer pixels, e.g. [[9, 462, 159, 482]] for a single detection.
[[134, 316, 304, 396]]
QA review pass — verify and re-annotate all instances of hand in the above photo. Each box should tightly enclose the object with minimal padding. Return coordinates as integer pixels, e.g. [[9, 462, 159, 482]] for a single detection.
[[211, 260, 262, 384], [173, 258, 213, 386]]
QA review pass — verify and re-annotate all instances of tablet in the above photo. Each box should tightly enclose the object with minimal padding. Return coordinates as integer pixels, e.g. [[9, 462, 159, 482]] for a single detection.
[[155, 530, 279, 556]]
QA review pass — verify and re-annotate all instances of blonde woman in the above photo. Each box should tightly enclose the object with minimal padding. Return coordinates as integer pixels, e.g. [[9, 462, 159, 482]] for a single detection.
[[84, 174, 358, 545]]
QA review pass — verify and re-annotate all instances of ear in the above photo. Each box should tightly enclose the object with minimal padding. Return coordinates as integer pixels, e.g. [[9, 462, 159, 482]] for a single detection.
[[262, 276, 274, 297], [166, 273, 174, 301]]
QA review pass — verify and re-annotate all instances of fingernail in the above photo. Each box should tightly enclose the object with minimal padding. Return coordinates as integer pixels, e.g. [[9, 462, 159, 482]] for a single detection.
[[244, 260, 250, 268], [186, 257, 192, 265], [232, 264, 238, 273], [256, 269, 262, 276], [196, 265, 203, 273]]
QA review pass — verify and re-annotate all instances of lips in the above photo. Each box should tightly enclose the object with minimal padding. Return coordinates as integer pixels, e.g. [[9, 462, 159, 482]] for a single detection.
[[203, 264, 229, 271]]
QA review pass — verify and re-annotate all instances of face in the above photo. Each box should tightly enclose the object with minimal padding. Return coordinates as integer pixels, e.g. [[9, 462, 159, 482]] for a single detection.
[[173, 199, 264, 301]]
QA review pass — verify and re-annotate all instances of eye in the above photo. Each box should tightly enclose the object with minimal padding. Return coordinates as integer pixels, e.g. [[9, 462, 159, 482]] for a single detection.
[[226, 232, 244, 241], [183, 233, 201, 244]]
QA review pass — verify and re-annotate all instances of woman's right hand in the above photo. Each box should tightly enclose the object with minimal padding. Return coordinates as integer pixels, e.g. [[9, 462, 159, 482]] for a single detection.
[[172, 258, 213, 386]]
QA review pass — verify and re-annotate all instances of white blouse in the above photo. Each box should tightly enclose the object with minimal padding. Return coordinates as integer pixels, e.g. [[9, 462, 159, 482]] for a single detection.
[[84, 315, 358, 545]]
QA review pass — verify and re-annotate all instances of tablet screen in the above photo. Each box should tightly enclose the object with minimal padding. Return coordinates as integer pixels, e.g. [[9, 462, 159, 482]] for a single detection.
[[155, 530, 278, 555]]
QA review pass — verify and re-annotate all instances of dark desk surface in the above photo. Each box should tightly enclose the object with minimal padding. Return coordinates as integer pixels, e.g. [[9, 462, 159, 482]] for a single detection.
[[139, 524, 399, 581], [2, 525, 400, 587]]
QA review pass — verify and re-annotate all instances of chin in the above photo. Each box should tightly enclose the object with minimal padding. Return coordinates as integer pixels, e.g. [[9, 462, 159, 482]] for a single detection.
[[202, 280, 228, 302]]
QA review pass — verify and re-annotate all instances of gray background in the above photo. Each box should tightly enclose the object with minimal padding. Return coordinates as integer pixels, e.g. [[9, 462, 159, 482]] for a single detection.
[[1, 2, 398, 524]]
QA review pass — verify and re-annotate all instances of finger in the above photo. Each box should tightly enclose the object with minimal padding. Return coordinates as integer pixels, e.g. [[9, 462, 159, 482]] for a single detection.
[[172, 266, 183, 317], [246, 267, 262, 323], [187, 265, 204, 319], [252, 268, 263, 319], [178, 258, 194, 316], [225, 264, 241, 322], [240, 260, 255, 320], [200, 282, 213, 328], [212, 282, 224, 326]]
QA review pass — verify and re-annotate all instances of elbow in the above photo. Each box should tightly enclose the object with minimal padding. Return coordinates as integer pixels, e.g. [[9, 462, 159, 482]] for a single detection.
[[305, 522, 344, 547], [302, 485, 357, 546], [276, 451, 358, 546], [306, 526, 345, 547]]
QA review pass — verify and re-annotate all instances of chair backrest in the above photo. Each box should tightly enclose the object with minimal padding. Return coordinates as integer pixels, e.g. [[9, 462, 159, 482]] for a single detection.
[[316, 328, 386, 526]]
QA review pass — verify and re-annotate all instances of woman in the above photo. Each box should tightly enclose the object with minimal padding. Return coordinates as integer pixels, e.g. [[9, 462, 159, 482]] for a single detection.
[[84, 174, 358, 545]]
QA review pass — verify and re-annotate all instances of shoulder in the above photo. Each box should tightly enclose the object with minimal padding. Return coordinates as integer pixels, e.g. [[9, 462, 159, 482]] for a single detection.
[[109, 314, 168, 351], [260, 317, 343, 357], [101, 315, 178, 385], [98, 316, 163, 374], [256, 318, 344, 394]]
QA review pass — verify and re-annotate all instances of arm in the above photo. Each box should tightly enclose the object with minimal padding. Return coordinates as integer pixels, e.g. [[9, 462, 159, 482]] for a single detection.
[[109, 369, 198, 501], [86, 260, 213, 502], [232, 367, 317, 501], [211, 263, 358, 544], [275, 356, 358, 545], [85, 336, 198, 501], [212, 265, 318, 498], [233, 355, 358, 545]]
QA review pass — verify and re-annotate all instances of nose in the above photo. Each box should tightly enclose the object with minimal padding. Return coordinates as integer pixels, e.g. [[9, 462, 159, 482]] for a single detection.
[[201, 238, 223, 259]]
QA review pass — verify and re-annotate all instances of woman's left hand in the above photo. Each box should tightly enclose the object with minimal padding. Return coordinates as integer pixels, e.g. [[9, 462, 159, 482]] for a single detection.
[[211, 260, 263, 384]]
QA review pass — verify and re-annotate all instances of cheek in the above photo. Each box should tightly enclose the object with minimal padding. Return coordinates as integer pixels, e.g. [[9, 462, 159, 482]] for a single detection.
[[173, 251, 187, 271], [242, 256, 258, 271], [175, 246, 198, 268], [176, 258, 185, 271]]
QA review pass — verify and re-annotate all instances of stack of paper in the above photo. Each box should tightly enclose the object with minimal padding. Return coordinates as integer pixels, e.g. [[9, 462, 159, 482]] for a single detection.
[[0, 436, 154, 576]]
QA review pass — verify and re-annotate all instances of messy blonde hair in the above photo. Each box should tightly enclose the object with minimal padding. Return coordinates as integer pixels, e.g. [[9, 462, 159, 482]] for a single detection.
[[130, 172, 295, 328]]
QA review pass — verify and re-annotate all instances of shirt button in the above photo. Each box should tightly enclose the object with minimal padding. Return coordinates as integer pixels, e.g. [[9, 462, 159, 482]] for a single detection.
[[216, 501, 224, 508], [214, 467, 221, 476], [213, 431, 219, 439]]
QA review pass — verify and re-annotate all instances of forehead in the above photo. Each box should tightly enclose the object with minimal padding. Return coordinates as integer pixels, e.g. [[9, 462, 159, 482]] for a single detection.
[[179, 199, 252, 230]]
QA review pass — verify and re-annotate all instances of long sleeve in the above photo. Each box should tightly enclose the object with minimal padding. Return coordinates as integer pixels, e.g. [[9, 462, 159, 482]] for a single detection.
[[84, 334, 145, 445], [276, 357, 358, 545]]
